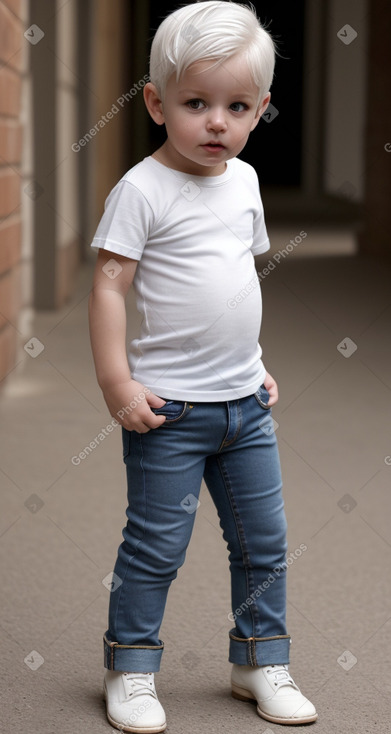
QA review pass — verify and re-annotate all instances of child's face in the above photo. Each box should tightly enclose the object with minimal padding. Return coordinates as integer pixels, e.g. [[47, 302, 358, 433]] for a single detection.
[[144, 54, 270, 176]]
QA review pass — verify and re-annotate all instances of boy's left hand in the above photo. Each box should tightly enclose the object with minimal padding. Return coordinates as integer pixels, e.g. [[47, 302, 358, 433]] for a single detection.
[[263, 371, 279, 406]]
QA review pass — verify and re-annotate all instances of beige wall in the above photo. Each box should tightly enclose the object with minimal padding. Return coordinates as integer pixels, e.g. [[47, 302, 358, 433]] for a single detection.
[[0, 0, 132, 386], [0, 0, 25, 383], [324, 0, 368, 201], [55, 0, 80, 303], [92, 0, 130, 219]]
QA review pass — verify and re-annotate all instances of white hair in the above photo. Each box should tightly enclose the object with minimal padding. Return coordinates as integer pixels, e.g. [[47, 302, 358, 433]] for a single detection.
[[149, 1, 276, 103]]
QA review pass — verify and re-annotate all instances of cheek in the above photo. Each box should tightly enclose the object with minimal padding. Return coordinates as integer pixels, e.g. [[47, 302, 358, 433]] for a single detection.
[[228, 122, 247, 141], [175, 117, 198, 138], [166, 110, 194, 134], [234, 119, 257, 138]]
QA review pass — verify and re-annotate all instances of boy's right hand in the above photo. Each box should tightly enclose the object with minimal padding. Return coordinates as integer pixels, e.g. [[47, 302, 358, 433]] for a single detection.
[[102, 379, 167, 433]]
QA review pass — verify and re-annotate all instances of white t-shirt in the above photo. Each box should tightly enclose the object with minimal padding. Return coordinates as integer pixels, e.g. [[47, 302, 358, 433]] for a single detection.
[[91, 156, 270, 401]]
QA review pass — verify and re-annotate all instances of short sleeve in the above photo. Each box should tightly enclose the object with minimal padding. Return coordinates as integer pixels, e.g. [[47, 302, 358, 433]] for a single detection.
[[249, 168, 270, 256], [90, 180, 154, 260]]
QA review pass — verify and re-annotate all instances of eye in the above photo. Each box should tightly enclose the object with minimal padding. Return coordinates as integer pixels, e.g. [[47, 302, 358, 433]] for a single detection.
[[230, 102, 248, 112], [186, 99, 205, 110]]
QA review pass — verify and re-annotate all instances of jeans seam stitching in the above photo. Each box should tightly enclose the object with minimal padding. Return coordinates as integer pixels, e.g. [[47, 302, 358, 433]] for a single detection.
[[216, 454, 259, 653], [112, 434, 147, 642], [218, 401, 242, 450]]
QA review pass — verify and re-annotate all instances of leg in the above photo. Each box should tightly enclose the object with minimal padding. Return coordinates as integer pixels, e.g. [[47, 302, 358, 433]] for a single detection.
[[204, 387, 317, 724], [103, 398, 232, 732], [105, 401, 205, 673], [203, 388, 290, 666]]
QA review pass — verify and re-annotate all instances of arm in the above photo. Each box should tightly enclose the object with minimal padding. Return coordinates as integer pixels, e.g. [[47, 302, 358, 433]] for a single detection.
[[88, 248, 166, 432]]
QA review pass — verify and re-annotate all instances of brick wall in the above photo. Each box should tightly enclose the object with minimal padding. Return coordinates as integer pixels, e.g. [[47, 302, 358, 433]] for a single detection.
[[0, 0, 23, 385]]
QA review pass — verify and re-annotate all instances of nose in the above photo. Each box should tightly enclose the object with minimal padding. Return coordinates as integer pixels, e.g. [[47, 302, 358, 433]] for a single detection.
[[206, 106, 228, 133]]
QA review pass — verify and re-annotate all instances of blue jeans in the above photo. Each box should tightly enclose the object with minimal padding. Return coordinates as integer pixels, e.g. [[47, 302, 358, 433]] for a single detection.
[[104, 384, 290, 672]]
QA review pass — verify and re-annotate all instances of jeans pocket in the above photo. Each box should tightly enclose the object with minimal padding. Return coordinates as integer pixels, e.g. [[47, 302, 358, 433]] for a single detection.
[[254, 383, 270, 410], [150, 400, 190, 424]]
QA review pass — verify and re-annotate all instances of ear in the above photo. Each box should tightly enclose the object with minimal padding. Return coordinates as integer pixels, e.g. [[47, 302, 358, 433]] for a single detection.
[[143, 83, 165, 125], [250, 92, 271, 131]]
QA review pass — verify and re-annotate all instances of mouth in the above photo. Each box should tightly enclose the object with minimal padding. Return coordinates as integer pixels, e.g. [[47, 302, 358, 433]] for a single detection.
[[202, 141, 226, 152]]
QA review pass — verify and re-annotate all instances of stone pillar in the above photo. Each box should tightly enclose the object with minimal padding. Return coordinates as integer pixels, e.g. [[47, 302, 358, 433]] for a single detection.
[[358, 0, 391, 257]]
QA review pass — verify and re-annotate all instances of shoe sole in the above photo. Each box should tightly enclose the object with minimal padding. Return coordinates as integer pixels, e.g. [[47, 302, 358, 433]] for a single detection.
[[103, 688, 167, 733], [231, 686, 318, 726]]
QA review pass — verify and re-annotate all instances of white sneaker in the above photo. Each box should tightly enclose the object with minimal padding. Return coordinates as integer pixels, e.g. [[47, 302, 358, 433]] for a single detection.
[[231, 663, 318, 725], [103, 670, 166, 732]]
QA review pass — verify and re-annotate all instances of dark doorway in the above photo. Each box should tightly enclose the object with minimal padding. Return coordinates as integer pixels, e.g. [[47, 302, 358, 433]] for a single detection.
[[145, 0, 305, 187]]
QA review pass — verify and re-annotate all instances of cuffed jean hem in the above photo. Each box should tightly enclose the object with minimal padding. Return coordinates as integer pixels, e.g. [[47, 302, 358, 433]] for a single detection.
[[228, 630, 291, 666], [103, 634, 164, 672]]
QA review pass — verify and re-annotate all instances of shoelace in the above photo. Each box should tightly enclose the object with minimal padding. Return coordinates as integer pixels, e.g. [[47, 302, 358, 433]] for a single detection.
[[265, 665, 299, 692], [123, 672, 157, 700]]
